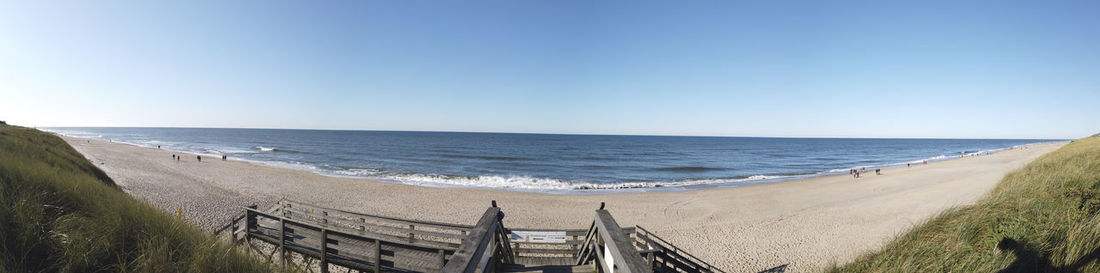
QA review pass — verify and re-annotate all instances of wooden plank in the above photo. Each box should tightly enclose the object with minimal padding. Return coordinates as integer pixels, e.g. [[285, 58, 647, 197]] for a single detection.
[[514, 246, 576, 255], [442, 207, 501, 273], [509, 228, 635, 237]]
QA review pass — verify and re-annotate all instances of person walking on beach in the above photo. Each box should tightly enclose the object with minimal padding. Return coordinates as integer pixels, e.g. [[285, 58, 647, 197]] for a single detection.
[[875, 169, 881, 175], [197, 155, 202, 162], [222, 155, 227, 161]]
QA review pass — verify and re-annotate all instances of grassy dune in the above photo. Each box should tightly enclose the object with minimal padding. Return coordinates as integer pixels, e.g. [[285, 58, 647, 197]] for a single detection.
[[829, 136, 1100, 272], [0, 125, 277, 273]]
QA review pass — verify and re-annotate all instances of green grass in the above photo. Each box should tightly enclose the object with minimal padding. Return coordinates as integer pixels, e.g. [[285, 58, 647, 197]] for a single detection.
[[0, 125, 279, 273], [828, 136, 1100, 272]]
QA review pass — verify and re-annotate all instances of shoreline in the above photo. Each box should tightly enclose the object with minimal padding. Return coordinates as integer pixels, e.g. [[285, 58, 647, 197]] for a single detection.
[[50, 132, 1059, 194], [60, 134, 1065, 272]]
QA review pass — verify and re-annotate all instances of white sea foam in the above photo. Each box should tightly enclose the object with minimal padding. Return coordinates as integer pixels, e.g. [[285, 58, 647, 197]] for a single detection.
[[320, 170, 799, 191], [255, 146, 277, 152]]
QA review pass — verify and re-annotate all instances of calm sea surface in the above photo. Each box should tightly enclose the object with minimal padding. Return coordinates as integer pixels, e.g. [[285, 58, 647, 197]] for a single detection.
[[47, 127, 1062, 192]]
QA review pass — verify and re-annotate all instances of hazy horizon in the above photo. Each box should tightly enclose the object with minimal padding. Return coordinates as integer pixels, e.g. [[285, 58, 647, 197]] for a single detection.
[[38, 125, 1074, 140], [3, 1, 1098, 139]]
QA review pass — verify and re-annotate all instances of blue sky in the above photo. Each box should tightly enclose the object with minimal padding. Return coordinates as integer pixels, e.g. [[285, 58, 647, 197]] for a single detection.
[[1, 1, 1097, 139]]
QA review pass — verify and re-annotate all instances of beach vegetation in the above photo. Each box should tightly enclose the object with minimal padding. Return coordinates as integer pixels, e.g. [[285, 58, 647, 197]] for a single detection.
[[0, 125, 280, 272], [828, 135, 1100, 272]]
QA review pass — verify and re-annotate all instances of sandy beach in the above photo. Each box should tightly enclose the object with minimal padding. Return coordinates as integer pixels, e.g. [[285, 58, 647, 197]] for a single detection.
[[61, 135, 1063, 272]]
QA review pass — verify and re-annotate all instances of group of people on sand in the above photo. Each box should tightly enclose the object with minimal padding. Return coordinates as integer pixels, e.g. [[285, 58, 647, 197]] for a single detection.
[[169, 154, 228, 162], [849, 167, 883, 178]]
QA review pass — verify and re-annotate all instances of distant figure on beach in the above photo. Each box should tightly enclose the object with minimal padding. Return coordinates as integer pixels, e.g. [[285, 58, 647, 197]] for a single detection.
[[222, 155, 227, 161], [197, 155, 202, 162], [907, 163, 911, 167], [924, 160, 928, 164], [172, 154, 175, 160], [157, 145, 161, 149], [875, 169, 881, 175]]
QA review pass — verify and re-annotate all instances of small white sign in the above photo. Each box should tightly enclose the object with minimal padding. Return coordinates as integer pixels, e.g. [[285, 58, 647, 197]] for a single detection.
[[509, 231, 568, 243], [604, 244, 615, 273]]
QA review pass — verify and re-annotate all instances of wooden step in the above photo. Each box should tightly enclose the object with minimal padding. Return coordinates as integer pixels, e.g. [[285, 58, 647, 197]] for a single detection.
[[499, 264, 596, 273], [514, 256, 576, 267]]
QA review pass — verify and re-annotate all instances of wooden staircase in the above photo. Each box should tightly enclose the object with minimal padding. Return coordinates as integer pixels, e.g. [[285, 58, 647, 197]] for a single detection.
[[215, 200, 726, 273]]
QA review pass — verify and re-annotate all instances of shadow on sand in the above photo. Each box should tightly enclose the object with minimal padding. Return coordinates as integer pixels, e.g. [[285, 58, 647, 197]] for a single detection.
[[997, 238, 1100, 273], [757, 264, 788, 273]]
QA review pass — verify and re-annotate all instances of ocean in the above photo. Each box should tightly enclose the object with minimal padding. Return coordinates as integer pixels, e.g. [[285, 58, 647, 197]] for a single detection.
[[46, 127, 1062, 192]]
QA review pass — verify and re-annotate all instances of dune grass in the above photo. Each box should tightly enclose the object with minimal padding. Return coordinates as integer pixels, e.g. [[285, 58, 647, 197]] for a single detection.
[[828, 136, 1100, 272], [0, 125, 280, 273]]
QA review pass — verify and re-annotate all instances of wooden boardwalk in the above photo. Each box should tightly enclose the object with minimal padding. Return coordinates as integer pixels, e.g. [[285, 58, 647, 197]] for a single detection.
[[216, 199, 726, 273]]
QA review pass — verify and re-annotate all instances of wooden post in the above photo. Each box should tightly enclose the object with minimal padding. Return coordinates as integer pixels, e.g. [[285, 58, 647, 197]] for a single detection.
[[280, 218, 286, 268], [409, 224, 415, 242], [246, 205, 257, 255], [320, 228, 329, 273], [374, 239, 382, 273]]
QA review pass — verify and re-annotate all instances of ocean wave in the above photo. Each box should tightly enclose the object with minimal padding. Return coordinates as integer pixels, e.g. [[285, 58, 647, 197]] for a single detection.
[[324, 170, 799, 191], [253, 146, 306, 154]]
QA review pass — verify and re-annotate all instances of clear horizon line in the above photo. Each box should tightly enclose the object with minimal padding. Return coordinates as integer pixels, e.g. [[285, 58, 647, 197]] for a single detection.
[[34, 124, 1075, 140]]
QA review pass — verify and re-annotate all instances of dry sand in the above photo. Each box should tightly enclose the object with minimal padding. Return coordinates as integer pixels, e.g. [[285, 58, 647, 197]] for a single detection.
[[62, 135, 1063, 272]]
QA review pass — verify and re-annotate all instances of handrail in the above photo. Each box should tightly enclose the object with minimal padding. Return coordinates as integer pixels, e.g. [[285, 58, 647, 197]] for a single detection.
[[576, 207, 652, 273], [633, 225, 726, 273], [442, 203, 513, 273], [213, 211, 247, 236], [594, 210, 652, 273], [283, 198, 474, 230]]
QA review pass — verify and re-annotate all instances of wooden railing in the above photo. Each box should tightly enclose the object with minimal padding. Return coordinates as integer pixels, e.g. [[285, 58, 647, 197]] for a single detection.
[[507, 227, 635, 266], [634, 226, 726, 273], [441, 202, 514, 273], [213, 211, 247, 237], [245, 207, 456, 273], [278, 199, 472, 250], [576, 205, 652, 273], [217, 200, 726, 273]]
